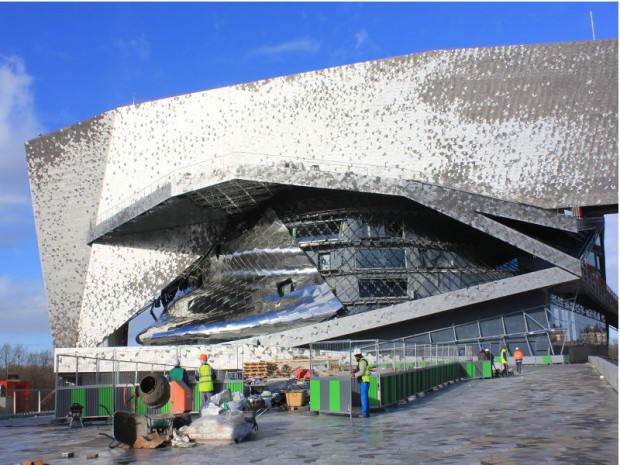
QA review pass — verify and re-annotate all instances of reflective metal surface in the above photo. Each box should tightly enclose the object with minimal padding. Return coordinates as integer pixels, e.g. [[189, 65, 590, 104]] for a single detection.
[[137, 190, 563, 345], [137, 209, 341, 344]]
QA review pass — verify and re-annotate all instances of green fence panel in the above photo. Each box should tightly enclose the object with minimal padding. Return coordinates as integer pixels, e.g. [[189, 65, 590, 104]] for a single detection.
[[310, 379, 321, 411], [482, 361, 492, 378], [194, 387, 201, 411], [70, 388, 86, 408], [542, 355, 552, 365], [369, 377, 379, 408], [98, 387, 114, 416], [329, 380, 341, 412], [225, 381, 244, 395], [136, 390, 148, 414]]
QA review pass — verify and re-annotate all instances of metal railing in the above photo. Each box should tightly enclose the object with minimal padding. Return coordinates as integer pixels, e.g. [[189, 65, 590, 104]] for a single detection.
[[582, 262, 618, 308], [0, 389, 55, 417], [56, 353, 174, 389], [308, 340, 472, 378]]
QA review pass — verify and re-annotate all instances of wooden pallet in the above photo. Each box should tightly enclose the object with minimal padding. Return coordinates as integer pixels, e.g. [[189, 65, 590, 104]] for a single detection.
[[243, 362, 278, 378]]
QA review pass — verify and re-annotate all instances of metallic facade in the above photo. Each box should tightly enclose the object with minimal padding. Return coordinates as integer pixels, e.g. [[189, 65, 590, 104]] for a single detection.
[[25, 40, 618, 349]]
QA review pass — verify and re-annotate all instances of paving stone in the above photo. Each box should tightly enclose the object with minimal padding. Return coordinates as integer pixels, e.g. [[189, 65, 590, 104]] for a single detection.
[[0, 365, 616, 464]]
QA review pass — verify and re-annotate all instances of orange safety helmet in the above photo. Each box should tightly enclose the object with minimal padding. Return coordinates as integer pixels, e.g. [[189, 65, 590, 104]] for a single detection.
[[199, 353, 208, 361]]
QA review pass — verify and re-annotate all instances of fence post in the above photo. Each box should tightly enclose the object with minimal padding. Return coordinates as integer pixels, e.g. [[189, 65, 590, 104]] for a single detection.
[[38, 390, 41, 414], [13, 392, 16, 415]]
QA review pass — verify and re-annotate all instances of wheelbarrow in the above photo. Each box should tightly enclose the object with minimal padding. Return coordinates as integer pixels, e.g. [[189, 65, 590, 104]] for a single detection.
[[113, 411, 173, 449]]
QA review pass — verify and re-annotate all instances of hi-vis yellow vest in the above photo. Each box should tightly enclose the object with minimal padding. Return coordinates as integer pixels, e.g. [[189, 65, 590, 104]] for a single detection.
[[198, 364, 214, 392], [359, 357, 371, 383], [500, 349, 508, 364]]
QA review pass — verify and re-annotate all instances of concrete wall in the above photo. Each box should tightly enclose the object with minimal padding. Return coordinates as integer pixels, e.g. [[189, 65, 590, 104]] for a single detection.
[[587, 356, 618, 392]]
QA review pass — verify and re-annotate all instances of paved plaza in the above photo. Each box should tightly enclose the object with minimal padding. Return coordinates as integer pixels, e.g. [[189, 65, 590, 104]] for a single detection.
[[1, 364, 617, 465]]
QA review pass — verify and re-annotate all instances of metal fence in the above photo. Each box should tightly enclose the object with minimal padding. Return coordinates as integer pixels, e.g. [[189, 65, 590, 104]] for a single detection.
[[309, 340, 473, 377], [0, 389, 55, 416], [56, 353, 175, 388]]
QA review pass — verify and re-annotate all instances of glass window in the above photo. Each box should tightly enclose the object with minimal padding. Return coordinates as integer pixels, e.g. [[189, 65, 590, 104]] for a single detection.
[[386, 220, 404, 238], [504, 314, 526, 335], [293, 221, 341, 242], [356, 248, 406, 269], [431, 328, 455, 343], [525, 308, 548, 331], [497, 257, 519, 272], [318, 253, 331, 271], [364, 220, 385, 238], [437, 272, 461, 292], [420, 249, 453, 268], [455, 322, 479, 341], [480, 318, 503, 337], [358, 279, 407, 298]]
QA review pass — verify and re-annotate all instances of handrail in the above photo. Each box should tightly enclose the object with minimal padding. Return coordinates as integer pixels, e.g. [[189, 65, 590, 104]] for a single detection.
[[582, 262, 618, 304]]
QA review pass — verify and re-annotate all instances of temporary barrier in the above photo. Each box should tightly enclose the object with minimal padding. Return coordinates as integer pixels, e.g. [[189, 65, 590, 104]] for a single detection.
[[0, 388, 55, 416], [54, 353, 244, 420], [309, 340, 490, 416]]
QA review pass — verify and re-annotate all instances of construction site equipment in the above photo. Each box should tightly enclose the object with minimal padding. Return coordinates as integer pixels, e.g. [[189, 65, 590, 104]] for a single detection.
[[138, 374, 170, 409], [112, 374, 175, 448], [169, 380, 193, 414], [68, 403, 84, 427], [54, 353, 244, 421]]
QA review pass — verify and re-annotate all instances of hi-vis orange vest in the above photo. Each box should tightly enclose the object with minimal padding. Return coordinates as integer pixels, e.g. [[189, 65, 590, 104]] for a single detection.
[[514, 349, 523, 361]]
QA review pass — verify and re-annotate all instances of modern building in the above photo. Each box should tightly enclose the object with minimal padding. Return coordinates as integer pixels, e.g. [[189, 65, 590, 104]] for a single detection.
[[26, 39, 618, 358]]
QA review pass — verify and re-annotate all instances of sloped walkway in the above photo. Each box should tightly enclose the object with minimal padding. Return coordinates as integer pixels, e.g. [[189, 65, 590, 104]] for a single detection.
[[1, 364, 617, 465]]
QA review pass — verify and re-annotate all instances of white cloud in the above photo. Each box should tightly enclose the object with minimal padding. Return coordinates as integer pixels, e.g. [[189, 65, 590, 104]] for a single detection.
[[0, 55, 40, 221], [113, 34, 150, 61], [249, 38, 320, 58], [0, 275, 49, 336], [0, 57, 48, 345], [355, 29, 369, 49], [0, 194, 29, 208]]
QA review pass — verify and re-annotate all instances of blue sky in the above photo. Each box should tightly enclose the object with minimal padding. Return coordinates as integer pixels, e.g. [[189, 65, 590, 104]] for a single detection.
[[0, 2, 617, 351]]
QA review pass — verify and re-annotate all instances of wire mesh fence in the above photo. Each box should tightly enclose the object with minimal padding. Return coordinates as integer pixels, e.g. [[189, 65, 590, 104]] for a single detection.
[[0, 389, 55, 416], [56, 353, 175, 388], [309, 340, 473, 377]]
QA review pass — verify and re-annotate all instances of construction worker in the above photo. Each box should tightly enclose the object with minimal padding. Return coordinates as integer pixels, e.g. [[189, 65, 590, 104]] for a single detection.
[[351, 348, 371, 418], [168, 358, 189, 384], [514, 347, 524, 374], [195, 353, 216, 406], [500, 345, 509, 377]]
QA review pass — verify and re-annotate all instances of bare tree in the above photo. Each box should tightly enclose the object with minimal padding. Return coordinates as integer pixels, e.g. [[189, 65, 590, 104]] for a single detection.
[[0, 343, 54, 389]]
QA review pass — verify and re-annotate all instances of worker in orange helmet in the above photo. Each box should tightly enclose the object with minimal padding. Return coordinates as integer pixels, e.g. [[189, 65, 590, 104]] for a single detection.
[[514, 347, 524, 374], [195, 353, 216, 407]]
